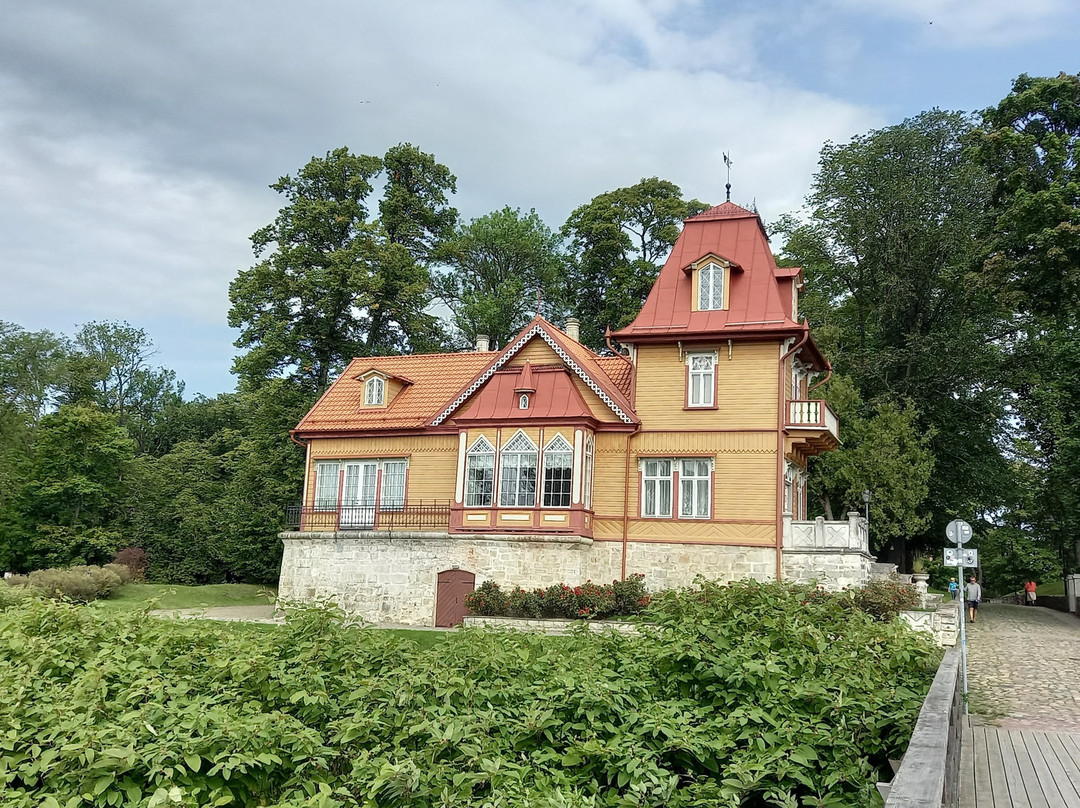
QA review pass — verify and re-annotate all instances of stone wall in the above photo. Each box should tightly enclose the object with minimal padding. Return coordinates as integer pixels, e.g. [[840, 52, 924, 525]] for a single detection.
[[462, 616, 640, 635], [781, 512, 875, 590], [278, 531, 777, 625], [900, 602, 959, 647]]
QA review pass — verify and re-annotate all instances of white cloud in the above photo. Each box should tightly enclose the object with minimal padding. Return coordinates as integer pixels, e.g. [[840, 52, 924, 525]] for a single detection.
[[833, 0, 1071, 47]]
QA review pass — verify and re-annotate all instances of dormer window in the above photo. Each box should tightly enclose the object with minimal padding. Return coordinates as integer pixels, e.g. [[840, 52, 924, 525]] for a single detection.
[[364, 376, 385, 406], [519, 393, 530, 410], [698, 263, 725, 311]]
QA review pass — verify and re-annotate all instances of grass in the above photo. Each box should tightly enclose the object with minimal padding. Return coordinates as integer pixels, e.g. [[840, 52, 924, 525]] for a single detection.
[[1037, 580, 1065, 596], [96, 583, 277, 612]]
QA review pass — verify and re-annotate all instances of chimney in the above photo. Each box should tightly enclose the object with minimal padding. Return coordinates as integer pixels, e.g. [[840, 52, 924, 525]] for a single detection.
[[565, 318, 580, 343], [475, 334, 490, 352]]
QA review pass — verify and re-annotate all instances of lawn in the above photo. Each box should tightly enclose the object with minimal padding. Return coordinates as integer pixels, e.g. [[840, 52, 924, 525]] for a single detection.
[[95, 582, 277, 611]]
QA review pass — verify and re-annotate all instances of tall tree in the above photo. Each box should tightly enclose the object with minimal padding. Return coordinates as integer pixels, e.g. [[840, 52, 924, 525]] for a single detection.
[[562, 178, 707, 348], [0, 322, 68, 426], [434, 206, 564, 349], [781, 110, 1012, 555], [972, 72, 1080, 571], [229, 144, 456, 393], [69, 321, 184, 453]]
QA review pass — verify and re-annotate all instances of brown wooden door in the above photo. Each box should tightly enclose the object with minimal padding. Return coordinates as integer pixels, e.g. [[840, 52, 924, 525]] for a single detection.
[[435, 569, 475, 627]]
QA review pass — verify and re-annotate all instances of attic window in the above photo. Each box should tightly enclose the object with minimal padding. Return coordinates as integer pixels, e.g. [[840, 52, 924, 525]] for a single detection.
[[698, 264, 725, 311], [364, 376, 385, 406], [519, 394, 530, 410]]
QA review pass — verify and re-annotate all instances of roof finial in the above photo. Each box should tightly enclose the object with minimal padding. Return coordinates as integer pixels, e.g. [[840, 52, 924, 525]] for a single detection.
[[723, 152, 733, 202]]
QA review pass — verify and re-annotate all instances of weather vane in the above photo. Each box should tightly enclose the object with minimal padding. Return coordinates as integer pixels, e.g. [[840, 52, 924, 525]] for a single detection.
[[723, 152, 733, 202]]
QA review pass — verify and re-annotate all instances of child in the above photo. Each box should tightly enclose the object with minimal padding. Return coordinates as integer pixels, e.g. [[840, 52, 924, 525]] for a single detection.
[[948, 577, 959, 601]]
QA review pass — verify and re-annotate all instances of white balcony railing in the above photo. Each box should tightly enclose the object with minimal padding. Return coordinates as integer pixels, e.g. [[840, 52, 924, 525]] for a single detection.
[[787, 399, 840, 441]]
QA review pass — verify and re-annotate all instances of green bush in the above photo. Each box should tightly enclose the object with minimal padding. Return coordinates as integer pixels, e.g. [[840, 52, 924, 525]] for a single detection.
[[466, 576, 651, 620], [0, 582, 938, 807], [847, 578, 919, 621], [21, 564, 124, 602], [0, 583, 31, 609]]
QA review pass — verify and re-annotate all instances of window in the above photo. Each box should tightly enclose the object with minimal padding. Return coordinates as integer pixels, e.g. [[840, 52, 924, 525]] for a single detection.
[[688, 353, 715, 407], [364, 376, 385, 405], [642, 459, 673, 518], [465, 437, 496, 507], [583, 433, 595, 510], [698, 264, 725, 310], [679, 459, 712, 518], [542, 434, 573, 507], [784, 465, 796, 515], [314, 461, 340, 510], [519, 393, 530, 410], [499, 431, 538, 507], [381, 460, 407, 510]]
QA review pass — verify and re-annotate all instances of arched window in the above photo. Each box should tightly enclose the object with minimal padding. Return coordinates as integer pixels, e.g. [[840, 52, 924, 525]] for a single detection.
[[698, 264, 725, 311], [499, 431, 537, 507], [542, 434, 573, 507], [464, 436, 496, 507], [364, 376, 385, 406], [519, 393, 530, 410]]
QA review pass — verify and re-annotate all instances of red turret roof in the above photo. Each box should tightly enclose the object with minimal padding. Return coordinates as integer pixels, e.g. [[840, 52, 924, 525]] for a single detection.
[[615, 202, 788, 337], [612, 201, 827, 369]]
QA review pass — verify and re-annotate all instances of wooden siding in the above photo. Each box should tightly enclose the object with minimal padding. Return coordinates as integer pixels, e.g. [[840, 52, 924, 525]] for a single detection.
[[305, 434, 458, 504], [512, 337, 623, 423], [593, 518, 775, 544], [633, 341, 779, 429]]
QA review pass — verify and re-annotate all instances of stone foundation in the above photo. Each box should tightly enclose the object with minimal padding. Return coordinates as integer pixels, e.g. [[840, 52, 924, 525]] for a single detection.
[[462, 616, 640, 635], [278, 530, 777, 625]]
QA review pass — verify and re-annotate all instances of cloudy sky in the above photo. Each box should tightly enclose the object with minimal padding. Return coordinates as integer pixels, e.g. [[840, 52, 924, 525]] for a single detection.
[[1, 0, 1076, 397]]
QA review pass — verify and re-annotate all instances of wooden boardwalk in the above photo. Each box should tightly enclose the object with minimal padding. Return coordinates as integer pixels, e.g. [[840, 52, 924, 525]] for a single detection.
[[960, 725, 1080, 807]]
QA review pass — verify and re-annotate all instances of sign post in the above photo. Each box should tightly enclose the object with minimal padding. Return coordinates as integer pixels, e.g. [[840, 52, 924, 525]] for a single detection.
[[945, 518, 973, 713]]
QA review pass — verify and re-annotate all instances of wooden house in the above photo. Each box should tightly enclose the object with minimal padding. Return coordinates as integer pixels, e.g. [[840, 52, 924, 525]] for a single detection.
[[279, 201, 869, 626]]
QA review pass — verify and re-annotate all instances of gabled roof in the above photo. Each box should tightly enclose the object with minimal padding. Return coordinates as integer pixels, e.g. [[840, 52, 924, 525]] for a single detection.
[[453, 365, 594, 422], [293, 352, 495, 434], [612, 201, 802, 342], [431, 317, 638, 426]]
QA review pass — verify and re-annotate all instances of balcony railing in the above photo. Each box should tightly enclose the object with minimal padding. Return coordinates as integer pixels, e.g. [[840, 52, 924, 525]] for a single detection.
[[285, 500, 451, 532], [787, 399, 840, 440]]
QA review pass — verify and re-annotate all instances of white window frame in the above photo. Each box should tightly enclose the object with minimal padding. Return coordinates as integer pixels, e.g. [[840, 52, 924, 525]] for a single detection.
[[698, 264, 725, 311], [687, 352, 716, 408], [541, 434, 574, 508], [464, 437, 496, 507], [519, 393, 529, 410], [678, 459, 713, 519], [583, 433, 595, 510], [380, 460, 407, 511], [640, 459, 673, 518], [313, 461, 341, 510], [364, 376, 385, 406], [499, 431, 538, 507]]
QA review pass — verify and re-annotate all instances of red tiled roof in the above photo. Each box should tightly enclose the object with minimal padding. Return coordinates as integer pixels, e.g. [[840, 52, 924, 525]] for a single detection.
[[612, 202, 800, 340], [453, 366, 593, 421], [294, 352, 495, 434], [594, 355, 633, 399], [431, 317, 639, 426]]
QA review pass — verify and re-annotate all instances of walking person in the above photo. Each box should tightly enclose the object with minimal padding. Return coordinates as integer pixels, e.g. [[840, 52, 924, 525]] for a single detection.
[[948, 577, 959, 601], [1024, 579, 1037, 606], [966, 575, 982, 623]]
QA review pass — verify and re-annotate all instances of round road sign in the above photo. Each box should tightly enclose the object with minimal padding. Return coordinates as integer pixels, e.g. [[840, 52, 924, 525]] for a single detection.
[[946, 519, 973, 545]]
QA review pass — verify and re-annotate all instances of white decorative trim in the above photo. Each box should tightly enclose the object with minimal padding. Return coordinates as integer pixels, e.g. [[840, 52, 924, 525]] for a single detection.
[[431, 323, 634, 425]]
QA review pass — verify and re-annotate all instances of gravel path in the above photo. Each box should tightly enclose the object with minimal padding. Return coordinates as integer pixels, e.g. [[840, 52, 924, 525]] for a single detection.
[[965, 602, 1080, 732]]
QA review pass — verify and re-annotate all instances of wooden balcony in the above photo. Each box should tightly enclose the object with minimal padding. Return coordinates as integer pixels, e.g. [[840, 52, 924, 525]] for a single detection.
[[785, 399, 840, 458]]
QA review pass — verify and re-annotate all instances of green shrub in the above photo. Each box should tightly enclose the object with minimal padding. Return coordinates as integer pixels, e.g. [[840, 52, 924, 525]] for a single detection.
[[23, 564, 124, 602], [504, 586, 543, 618], [0, 582, 938, 807], [103, 561, 135, 584], [0, 583, 31, 609], [468, 577, 652, 620], [463, 579, 506, 615], [847, 578, 920, 621]]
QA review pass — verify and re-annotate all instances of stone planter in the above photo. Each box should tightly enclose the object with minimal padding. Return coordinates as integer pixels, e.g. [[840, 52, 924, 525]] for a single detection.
[[462, 615, 641, 636], [911, 572, 930, 598]]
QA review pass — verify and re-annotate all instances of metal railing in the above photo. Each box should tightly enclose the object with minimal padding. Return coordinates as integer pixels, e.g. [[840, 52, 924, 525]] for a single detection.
[[285, 500, 451, 532], [787, 399, 840, 438]]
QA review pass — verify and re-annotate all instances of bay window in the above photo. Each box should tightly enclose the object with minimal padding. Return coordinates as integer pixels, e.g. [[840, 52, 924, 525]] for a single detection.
[[465, 437, 496, 507], [542, 434, 573, 507], [499, 432, 537, 507]]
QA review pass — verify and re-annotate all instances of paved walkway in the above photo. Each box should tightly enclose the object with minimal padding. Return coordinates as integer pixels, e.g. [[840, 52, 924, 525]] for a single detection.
[[958, 603, 1080, 806], [966, 603, 1080, 733]]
